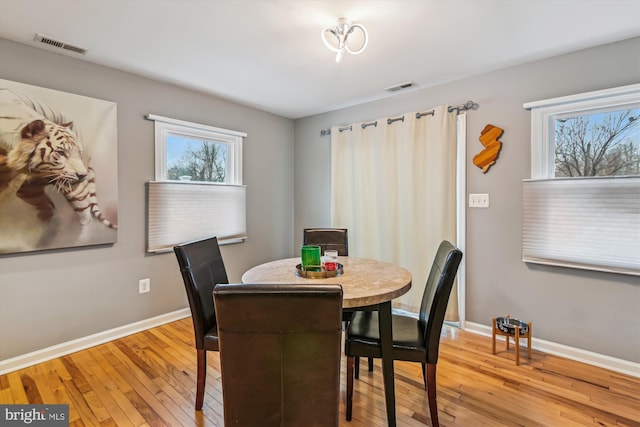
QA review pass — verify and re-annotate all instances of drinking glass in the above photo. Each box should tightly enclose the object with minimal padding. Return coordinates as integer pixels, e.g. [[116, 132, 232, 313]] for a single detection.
[[301, 245, 321, 271], [323, 249, 339, 271]]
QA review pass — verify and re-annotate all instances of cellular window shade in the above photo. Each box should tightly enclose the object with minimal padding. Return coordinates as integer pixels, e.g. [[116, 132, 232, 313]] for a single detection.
[[522, 176, 640, 276], [147, 181, 247, 253]]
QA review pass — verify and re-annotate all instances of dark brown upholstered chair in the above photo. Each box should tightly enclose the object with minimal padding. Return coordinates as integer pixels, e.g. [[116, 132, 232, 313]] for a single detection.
[[303, 228, 348, 256], [303, 228, 374, 371], [304, 227, 361, 336], [344, 240, 462, 427], [213, 283, 343, 427], [173, 236, 229, 410]]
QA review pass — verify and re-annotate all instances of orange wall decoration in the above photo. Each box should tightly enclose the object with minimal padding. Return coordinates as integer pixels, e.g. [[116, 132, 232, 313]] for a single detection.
[[473, 124, 503, 173]]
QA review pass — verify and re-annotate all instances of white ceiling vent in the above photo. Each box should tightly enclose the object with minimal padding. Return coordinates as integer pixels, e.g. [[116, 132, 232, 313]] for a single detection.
[[385, 82, 415, 92], [34, 33, 88, 55]]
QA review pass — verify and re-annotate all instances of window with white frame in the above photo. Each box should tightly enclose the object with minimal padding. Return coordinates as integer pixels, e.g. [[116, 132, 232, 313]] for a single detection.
[[148, 114, 244, 184], [522, 84, 640, 276], [145, 114, 247, 252]]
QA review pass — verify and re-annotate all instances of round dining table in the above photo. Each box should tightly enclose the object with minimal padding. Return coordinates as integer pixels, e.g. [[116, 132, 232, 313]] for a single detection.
[[242, 256, 412, 427]]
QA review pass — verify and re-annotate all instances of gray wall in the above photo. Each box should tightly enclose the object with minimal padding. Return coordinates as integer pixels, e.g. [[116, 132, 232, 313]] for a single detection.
[[0, 38, 295, 360], [1, 36, 639, 364], [294, 37, 640, 362]]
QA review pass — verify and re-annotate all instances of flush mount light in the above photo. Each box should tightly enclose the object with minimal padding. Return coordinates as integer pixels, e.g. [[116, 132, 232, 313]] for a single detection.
[[321, 18, 368, 63]]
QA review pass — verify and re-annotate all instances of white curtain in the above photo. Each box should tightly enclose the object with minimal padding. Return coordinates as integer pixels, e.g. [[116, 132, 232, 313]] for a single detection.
[[331, 105, 459, 317]]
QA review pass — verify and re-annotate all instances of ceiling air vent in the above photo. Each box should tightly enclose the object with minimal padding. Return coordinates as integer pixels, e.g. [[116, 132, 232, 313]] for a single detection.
[[385, 81, 415, 92], [34, 33, 88, 55]]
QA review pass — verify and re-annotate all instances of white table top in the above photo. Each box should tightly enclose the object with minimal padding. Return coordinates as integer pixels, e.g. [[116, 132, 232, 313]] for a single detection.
[[241, 256, 412, 309]]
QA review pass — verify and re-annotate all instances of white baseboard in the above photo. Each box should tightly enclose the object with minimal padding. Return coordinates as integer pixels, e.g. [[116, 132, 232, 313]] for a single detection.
[[0, 308, 191, 375], [3, 313, 637, 379], [464, 321, 640, 378]]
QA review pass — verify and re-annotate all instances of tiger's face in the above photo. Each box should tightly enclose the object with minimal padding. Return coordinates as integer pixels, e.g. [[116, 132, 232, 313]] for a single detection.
[[7, 119, 88, 190]]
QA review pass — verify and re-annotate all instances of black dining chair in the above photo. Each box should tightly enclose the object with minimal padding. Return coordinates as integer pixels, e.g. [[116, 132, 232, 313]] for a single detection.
[[303, 228, 348, 256], [173, 235, 229, 410], [303, 228, 363, 342], [213, 283, 344, 427], [344, 240, 463, 427], [303, 227, 375, 371]]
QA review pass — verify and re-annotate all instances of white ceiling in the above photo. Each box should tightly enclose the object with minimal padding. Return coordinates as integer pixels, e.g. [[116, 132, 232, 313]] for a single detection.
[[1, 0, 639, 119]]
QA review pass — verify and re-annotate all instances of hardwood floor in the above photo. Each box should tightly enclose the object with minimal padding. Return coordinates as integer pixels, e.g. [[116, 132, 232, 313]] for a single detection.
[[1, 318, 638, 426]]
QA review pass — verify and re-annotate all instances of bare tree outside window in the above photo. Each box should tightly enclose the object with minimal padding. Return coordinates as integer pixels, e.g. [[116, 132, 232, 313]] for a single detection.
[[554, 109, 640, 177], [167, 137, 227, 182]]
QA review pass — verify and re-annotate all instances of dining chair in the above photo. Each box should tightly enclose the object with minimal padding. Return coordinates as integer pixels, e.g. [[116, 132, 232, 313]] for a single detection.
[[303, 227, 364, 352], [213, 283, 344, 427], [344, 240, 463, 427], [303, 227, 375, 371], [173, 235, 229, 410], [303, 228, 348, 256]]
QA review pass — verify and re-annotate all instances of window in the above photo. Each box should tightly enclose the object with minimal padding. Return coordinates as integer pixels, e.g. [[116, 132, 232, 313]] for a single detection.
[[526, 84, 639, 179], [145, 115, 247, 252], [553, 108, 639, 178], [148, 114, 243, 184], [523, 84, 640, 276]]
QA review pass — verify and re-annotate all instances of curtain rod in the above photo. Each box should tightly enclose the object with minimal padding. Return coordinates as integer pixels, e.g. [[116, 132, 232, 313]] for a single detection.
[[320, 100, 479, 136]]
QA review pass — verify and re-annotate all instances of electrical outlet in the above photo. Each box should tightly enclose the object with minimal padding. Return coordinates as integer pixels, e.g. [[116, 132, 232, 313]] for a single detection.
[[139, 278, 150, 294], [469, 193, 489, 208]]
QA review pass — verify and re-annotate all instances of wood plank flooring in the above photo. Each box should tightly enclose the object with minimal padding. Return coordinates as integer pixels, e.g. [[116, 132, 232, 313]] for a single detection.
[[1, 318, 638, 426]]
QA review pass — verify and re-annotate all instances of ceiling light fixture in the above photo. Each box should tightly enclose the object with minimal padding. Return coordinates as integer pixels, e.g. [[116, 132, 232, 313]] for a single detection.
[[321, 18, 368, 63]]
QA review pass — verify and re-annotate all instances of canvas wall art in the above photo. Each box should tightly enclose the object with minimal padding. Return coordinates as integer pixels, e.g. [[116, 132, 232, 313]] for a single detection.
[[0, 79, 118, 254]]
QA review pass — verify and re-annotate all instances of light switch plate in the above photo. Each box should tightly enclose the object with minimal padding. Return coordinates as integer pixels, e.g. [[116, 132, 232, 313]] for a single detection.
[[139, 278, 150, 294], [469, 193, 489, 208]]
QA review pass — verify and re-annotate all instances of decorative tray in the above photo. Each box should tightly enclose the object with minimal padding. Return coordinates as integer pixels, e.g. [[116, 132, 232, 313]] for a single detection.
[[295, 263, 344, 278], [496, 317, 529, 335]]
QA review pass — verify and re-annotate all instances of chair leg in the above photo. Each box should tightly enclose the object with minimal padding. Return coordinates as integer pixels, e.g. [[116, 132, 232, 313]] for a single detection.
[[422, 363, 427, 390], [196, 349, 206, 410], [354, 356, 360, 379], [354, 356, 374, 378], [346, 356, 354, 421], [426, 363, 439, 427]]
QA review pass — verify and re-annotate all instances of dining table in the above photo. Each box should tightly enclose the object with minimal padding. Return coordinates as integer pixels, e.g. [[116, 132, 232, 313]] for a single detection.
[[241, 256, 412, 427]]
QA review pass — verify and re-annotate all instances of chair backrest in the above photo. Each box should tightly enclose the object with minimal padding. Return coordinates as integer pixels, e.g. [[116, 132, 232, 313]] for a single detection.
[[418, 240, 463, 364], [303, 228, 349, 256], [173, 236, 229, 350], [213, 283, 343, 427]]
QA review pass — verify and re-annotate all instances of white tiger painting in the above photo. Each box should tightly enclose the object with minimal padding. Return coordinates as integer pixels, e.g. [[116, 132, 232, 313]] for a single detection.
[[0, 79, 118, 254]]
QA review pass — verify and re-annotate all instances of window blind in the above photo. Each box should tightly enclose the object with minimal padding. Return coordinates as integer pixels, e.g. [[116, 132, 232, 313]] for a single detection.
[[147, 181, 247, 253], [522, 176, 639, 276]]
